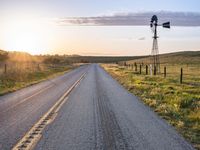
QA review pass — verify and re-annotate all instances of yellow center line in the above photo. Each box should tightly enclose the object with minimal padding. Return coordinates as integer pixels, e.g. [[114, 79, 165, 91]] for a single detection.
[[12, 72, 87, 150]]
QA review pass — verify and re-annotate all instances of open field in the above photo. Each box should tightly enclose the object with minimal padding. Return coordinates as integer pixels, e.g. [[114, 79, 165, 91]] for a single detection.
[[0, 62, 79, 95], [126, 51, 200, 65], [0, 49, 146, 95], [102, 62, 200, 149]]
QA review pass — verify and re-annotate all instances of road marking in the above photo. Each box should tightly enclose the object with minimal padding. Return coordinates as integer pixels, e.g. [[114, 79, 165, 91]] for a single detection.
[[1, 85, 54, 114], [12, 72, 86, 150]]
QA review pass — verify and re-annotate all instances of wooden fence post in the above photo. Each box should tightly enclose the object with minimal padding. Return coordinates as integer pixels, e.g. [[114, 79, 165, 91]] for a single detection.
[[180, 68, 183, 84], [124, 62, 127, 67], [4, 64, 7, 74], [154, 66, 156, 75], [164, 66, 166, 78], [135, 63, 137, 72], [146, 65, 148, 75], [139, 64, 142, 74], [38, 64, 40, 71]]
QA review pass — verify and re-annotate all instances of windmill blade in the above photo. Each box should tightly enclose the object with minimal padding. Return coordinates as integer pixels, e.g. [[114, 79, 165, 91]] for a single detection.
[[150, 22, 153, 28], [150, 15, 158, 33], [151, 15, 158, 24]]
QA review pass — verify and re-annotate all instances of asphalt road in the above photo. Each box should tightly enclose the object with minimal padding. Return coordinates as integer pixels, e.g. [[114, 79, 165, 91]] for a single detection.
[[35, 64, 194, 150], [0, 65, 88, 150], [0, 64, 194, 150]]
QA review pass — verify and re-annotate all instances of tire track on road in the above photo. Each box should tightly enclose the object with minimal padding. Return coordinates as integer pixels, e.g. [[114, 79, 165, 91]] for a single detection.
[[94, 66, 131, 150]]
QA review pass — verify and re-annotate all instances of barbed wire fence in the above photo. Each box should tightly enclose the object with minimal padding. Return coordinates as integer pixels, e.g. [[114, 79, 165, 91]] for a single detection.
[[116, 61, 200, 85]]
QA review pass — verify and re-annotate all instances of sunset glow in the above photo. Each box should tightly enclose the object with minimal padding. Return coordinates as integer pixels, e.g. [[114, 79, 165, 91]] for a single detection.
[[1, 16, 53, 54], [1, 0, 200, 55]]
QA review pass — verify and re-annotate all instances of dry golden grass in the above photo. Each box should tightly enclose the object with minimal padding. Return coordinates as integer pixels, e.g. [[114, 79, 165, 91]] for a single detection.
[[0, 62, 76, 95]]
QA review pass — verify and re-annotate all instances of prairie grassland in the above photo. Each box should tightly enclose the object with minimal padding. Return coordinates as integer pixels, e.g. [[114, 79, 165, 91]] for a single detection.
[[0, 62, 77, 95], [102, 63, 200, 149]]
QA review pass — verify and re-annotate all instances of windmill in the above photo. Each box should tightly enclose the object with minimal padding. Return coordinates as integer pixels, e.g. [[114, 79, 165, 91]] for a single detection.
[[150, 15, 170, 75]]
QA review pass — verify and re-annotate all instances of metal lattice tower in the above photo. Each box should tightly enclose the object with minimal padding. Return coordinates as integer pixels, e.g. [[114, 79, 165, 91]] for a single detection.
[[151, 22, 160, 73], [150, 15, 170, 74]]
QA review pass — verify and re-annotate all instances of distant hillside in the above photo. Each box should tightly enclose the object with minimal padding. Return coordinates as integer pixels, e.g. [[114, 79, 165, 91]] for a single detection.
[[0, 50, 146, 63], [1, 50, 199, 64], [126, 51, 200, 64], [64, 56, 147, 63]]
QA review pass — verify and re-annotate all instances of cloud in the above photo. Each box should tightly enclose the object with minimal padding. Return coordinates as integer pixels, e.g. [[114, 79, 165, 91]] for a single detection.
[[138, 37, 146, 40], [57, 11, 200, 26]]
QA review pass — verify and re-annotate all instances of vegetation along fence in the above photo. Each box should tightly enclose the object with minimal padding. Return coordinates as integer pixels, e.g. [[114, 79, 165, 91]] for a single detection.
[[117, 62, 200, 85]]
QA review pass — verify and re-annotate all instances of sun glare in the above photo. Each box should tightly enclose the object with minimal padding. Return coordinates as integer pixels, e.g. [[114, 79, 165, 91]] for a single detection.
[[2, 16, 52, 54]]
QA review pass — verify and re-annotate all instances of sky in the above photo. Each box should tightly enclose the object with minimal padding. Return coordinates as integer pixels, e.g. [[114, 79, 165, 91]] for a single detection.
[[0, 0, 200, 56]]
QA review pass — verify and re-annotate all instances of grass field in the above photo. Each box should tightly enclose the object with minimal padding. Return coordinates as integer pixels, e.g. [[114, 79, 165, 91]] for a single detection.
[[102, 63, 200, 149], [0, 62, 79, 95], [126, 51, 200, 65]]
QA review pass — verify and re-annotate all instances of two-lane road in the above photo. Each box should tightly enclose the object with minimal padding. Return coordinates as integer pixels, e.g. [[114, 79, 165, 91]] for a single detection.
[[0, 64, 194, 150], [36, 64, 193, 150]]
